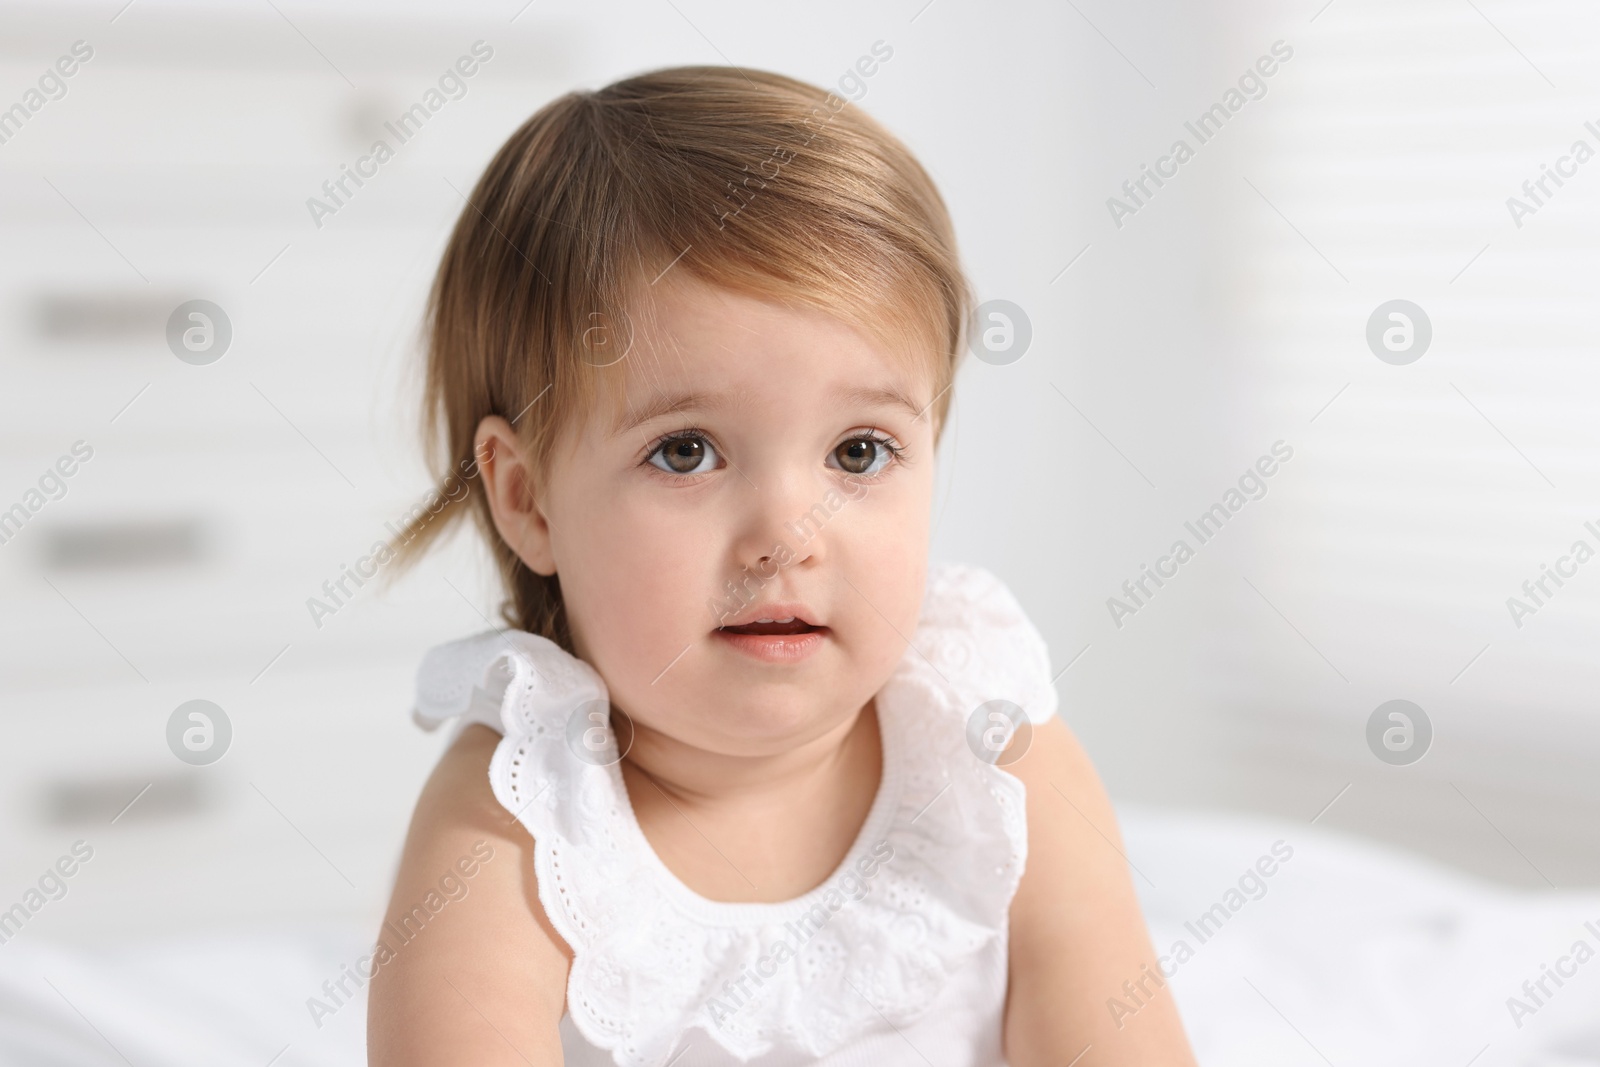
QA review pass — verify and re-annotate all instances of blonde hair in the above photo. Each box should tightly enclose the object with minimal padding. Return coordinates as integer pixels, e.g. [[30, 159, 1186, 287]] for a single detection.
[[389, 65, 972, 650]]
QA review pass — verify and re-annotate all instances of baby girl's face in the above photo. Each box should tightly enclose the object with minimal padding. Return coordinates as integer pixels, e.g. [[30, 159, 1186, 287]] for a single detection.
[[537, 278, 938, 756]]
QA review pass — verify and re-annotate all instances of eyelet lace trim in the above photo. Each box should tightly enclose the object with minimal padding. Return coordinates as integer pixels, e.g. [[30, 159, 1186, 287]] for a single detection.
[[413, 561, 1057, 1067]]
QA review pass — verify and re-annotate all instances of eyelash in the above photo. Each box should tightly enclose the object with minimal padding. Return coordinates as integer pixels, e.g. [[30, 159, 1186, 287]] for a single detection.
[[641, 427, 906, 482]]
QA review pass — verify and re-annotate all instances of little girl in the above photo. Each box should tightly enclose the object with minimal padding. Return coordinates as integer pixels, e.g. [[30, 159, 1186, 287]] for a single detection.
[[367, 66, 1198, 1067]]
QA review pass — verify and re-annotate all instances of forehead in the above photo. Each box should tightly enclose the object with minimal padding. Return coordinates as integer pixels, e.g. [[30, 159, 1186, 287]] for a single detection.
[[595, 277, 937, 436]]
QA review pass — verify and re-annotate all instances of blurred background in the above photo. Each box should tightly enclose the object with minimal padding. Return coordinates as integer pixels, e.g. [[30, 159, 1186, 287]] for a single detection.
[[2, 0, 1598, 1063]]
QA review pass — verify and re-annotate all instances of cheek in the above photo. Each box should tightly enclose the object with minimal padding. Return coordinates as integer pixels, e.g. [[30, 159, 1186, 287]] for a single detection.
[[552, 485, 722, 686], [828, 475, 934, 665]]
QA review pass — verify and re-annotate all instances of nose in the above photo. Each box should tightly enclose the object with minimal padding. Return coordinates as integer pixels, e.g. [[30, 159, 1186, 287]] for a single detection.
[[729, 464, 828, 579]]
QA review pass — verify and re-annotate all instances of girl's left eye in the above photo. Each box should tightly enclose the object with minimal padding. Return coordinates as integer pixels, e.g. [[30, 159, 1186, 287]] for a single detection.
[[829, 433, 901, 476], [647, 433, 721, 476]]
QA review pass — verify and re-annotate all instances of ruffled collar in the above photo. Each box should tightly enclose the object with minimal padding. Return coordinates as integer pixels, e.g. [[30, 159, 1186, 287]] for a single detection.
[[413, 561, 1046, 1067]]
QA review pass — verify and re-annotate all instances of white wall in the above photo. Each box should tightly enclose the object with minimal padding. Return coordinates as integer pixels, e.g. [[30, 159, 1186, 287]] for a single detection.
[[937, 0, 1600, 888]]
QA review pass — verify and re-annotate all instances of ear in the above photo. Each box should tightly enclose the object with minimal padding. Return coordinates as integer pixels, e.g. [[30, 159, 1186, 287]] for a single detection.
[[472, 415, 556, 576]]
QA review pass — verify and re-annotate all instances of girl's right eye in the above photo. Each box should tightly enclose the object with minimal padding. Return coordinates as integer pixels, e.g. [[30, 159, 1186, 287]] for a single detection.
[[647, 433, 721, 476]]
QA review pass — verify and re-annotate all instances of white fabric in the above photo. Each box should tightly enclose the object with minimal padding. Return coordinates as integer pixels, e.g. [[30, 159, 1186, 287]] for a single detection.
[[411, 561, 1058, 1067]]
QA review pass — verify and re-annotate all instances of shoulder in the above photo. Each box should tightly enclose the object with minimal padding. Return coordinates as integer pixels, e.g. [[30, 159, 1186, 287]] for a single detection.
[[1001, 715, 1112, 862], [1002, 715, 1131, 957], [998, 720, 1200, 1064], [368, 724, 571, 1065]]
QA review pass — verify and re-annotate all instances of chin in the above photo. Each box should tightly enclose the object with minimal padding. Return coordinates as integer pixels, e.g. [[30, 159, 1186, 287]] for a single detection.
[[688, 691, 858, 755]]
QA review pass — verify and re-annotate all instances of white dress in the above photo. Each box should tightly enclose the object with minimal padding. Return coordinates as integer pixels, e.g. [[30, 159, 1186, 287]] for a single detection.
[[412, 561, 1059, 1067]]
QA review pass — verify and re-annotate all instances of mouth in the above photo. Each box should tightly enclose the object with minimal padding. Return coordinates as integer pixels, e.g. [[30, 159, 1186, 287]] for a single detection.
[[713, 614, 828, 663], [716, 617, 821, 637]]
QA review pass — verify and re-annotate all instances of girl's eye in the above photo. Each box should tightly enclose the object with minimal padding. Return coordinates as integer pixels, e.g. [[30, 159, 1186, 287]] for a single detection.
[[647, 433, 720, 475], [830, 434, 899, 476]]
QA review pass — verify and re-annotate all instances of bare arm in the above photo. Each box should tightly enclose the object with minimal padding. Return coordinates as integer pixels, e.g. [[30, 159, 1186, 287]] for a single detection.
[[367, 724, 571, 1066], [1002, 717, 1199, 1067]]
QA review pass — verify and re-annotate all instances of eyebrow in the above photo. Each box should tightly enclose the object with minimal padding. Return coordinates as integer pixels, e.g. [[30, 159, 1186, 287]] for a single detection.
[[611, 390, 723, 437], [833, 385, 927, 423], [611, 383, 927, 437]]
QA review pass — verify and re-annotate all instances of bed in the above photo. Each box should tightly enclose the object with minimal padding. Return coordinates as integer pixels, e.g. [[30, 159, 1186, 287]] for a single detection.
[[2, 805, 1596, 1066]]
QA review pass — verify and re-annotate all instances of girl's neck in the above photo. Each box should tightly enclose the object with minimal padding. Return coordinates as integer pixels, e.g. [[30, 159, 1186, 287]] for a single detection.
[[616, 698, 885, 902], [619, 697, 881, 814]]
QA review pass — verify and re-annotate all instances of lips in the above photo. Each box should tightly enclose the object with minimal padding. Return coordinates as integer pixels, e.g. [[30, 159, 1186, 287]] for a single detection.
[[712, 610, 827, 664]]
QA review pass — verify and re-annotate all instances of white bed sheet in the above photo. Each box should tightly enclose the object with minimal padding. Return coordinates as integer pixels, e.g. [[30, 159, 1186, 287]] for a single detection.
[[1, 805, 1596, 1066]]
